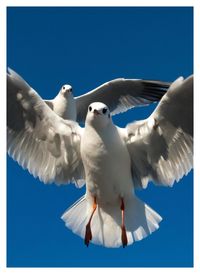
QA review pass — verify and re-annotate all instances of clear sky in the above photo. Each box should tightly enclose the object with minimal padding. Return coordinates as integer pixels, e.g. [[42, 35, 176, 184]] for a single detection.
[[7, 7, 193, 267]]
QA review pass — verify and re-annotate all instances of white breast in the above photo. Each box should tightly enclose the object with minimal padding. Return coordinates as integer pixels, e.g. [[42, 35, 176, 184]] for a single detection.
[[53, 94, 77, 121], [81, 124, 133, 206]]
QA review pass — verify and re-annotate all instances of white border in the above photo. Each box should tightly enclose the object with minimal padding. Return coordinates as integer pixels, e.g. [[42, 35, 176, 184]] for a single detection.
[[0, 0, 7, 272], [1, 0, 199, 273], [1, 0, 197, 7]]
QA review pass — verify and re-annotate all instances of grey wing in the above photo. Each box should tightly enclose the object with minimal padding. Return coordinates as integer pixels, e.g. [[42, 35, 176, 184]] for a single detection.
[[44, 99, 54, 110], [7, 68, 84, 187], [123, 75, 193, 189], [75, 78, 170, 123]]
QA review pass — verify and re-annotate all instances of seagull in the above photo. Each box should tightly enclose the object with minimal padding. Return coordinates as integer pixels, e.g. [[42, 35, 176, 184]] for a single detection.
[[7, 74, 193, 248], [7, 68, 170, 123]]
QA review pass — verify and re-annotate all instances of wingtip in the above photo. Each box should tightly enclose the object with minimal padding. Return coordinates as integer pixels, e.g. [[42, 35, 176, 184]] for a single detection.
[[7, 67, 18, 78], [7, 67, 12, 75], [168, 76, 184, 91]]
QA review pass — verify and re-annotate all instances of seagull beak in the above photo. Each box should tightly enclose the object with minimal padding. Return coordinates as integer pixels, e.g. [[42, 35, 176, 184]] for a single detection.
[[93, 109, 100, 115]]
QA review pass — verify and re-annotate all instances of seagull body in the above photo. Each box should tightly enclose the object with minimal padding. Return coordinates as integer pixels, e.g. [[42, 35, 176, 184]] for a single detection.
[[71, 102, 162, 247], [82, 107, 133, 205], [7, 70, 193, 248], [7, 68, 170, 123]]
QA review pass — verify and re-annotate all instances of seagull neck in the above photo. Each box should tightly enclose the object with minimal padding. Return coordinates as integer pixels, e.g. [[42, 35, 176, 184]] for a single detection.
[[86, 120, 115, 135], [54, 94, 77, 121]]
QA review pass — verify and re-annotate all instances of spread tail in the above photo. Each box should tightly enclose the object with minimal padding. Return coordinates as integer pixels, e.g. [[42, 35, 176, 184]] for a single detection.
[[61, 194, 162, 248]]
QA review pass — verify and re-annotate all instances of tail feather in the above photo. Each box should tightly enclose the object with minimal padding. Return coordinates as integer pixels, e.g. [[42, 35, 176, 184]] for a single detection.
[[61, 195, 162, 248]]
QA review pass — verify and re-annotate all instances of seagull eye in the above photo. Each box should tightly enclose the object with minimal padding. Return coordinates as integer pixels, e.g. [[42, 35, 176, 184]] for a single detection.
[[89, 106, 92, 112], [102, 108, 107, 114], [62, 86, 65, 90]]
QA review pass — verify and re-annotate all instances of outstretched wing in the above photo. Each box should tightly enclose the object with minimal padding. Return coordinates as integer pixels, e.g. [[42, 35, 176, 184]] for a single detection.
[[123, 76, 193, 189], [7, 68, 84, 187], [75, 78, 170, 123]]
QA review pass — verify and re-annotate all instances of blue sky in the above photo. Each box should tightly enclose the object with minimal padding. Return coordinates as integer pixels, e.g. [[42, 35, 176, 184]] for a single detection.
[[7, 7, 193, 267]]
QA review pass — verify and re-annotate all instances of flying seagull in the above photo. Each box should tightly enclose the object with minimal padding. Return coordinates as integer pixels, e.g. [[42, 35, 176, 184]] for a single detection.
[[7, 68, 170, 123], [7, 74, 193, 247]]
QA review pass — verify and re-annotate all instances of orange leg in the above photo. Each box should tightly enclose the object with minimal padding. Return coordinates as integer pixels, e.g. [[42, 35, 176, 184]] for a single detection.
[[120, 197, 128, 248], [84, 197, 97, 247]]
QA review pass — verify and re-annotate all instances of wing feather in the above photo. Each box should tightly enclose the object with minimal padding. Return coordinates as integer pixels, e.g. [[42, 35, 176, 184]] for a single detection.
[[124, 75, 193, 189], [7, 69, 84, 186], [75, 78, 170, 123]]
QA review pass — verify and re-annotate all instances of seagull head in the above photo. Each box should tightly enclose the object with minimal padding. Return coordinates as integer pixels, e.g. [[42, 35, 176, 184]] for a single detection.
[[59, 84, 73, 98], [86, 102, 111, 128], [53, 84, 76, 120]]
